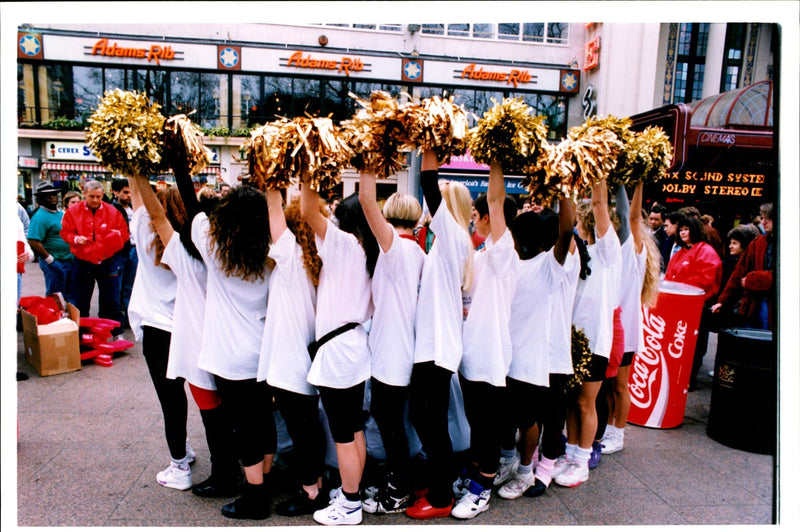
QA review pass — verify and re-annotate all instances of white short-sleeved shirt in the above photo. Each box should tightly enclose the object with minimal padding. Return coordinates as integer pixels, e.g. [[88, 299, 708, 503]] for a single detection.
[[369, 229, 425, 387], [192, 213, 270, 380], [127, 207, 176, 341], [619, 237, 648, 353], [306, 219, 373, 389], [508, 247, 578, 386], [258, 230, 318, 396], [160, 235, 215, 390], [460, 229, 518, 387], [413, 206, 473, 372], [572, 228, 622, 358], [549, 248, 581, 374]]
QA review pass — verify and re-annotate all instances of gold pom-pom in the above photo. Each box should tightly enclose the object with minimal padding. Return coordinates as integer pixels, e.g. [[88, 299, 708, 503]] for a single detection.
[[86, 89, 167, 177], [402, 95, 470, 165], [243, 117, 352, 192], [566, 326, 593, 389], [341, 91, 408, 179], [467, 97, 549, 173], [634, 125, 674, 184], [571, 115, 635, 188], [162, 114, 212, 176]]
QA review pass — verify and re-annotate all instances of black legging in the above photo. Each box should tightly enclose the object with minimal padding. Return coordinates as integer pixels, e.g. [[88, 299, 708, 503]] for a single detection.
[[458, 374, 502, 477], [539, 373, 571, 460], [408, 361, 455, 508], [370, 378, 411, 490], [273, 388, 326, 487], [141, 326, 188, 460], [213, 375, 276, 468]]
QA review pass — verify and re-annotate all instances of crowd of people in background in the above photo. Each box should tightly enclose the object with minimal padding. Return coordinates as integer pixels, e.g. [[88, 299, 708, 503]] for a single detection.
[[16, 163, 775, 524]]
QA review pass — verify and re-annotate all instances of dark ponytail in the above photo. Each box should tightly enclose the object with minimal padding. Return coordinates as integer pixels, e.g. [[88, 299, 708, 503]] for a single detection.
[[573, 233, 592, 280]]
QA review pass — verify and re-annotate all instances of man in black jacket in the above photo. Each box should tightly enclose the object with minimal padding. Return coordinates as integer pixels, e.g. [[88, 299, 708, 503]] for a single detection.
[[111, 178, 137, 328]]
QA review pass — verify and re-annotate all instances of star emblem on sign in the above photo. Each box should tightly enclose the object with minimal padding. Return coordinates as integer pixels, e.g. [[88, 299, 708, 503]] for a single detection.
[[19, 34, 41, 56], [404, 61, 422, 80], [219, 47, 239, 67], [562, 72, 578, 91]]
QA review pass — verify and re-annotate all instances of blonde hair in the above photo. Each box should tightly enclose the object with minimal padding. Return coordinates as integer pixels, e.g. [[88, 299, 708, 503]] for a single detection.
[[576, 200, 595, 238], [439, 180, 474, 291], [640, 219, 661, 307], [383, 192, 422, 229]]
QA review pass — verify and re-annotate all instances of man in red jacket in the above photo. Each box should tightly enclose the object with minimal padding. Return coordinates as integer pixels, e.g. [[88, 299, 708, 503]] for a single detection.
[[711, 202, 775, 330], [60, 180, 129, 338]]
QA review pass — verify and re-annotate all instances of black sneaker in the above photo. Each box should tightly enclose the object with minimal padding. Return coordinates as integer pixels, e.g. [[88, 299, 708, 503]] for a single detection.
[[362, 485, 410, 514], [275, 488, 329, 517], [220, 483, 270, 520], [192, 475, 241, 498]]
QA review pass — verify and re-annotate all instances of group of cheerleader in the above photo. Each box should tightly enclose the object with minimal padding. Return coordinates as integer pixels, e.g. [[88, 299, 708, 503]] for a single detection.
[[126, 145, 660, 525]]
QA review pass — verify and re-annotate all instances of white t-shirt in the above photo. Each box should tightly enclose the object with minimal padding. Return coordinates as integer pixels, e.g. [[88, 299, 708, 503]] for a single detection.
[[460, 229, 518, 387], [369, 229, 425, 387], [306, 219, 372, 389], [549, 248, 581, 375], [258, 230, 318, 396], [127, 207, 176, 341], [508, 247, 578, 386], [192, 213, 270, 380], [160, 235, 215, 390], [619, 237, 648, 353], [572, 228, 622, 358], [413, 206, 473, 372]]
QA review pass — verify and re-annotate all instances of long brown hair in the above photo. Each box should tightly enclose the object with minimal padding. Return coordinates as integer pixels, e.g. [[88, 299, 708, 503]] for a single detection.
[[284, 195, 326, 287], [208, 185, 270, 282], [149, 186, 188, 269]]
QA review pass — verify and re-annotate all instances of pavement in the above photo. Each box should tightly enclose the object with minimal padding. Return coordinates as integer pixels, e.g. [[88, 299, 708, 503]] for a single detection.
[[9, 266, 780, 527]]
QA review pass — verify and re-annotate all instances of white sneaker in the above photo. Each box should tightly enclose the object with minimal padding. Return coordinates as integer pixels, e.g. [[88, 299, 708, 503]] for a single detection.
[[328, 486, 342, 502], [551, 455, 573, 478], [497, 470, 535, 500], [451, 485, 491, 519], [600, 431, 624, 455], [313, 491, 362, 525], [554, 461, 589, 488], [493, 452, 520, 486], [156, 463, 192, 490]]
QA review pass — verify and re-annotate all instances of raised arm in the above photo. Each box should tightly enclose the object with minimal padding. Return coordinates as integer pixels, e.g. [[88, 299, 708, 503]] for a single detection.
[[614, 184, 631, 244], [487, 160, 507, 243], [266, 189, 287, 242], [300, 182, 328, 239], [420, 149, 442, 216], [554, 196, 576, 265], [130, 173, 174, 245], [172, 162, 201, 223], [592, 178, 611, 239], [359, 170, 394, 252], [630, 182, 644, 253]]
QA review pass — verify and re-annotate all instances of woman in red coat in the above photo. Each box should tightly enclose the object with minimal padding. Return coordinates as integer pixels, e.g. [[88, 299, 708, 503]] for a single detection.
[[665, 215, 722, 390]]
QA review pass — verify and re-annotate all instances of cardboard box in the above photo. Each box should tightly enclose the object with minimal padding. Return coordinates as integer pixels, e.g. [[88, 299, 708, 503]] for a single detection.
[[22, 303, 81, 377]]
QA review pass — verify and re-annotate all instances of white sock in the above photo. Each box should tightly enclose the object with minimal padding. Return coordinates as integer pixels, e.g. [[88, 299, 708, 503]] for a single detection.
[[500, 447, 517, 460], [575, 446, 592, 467], [565, 443, 578, 461], [517, 461, 533, 476]]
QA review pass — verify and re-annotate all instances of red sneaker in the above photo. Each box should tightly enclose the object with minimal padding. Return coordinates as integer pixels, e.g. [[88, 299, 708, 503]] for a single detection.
[[405, 496, 453, 520]]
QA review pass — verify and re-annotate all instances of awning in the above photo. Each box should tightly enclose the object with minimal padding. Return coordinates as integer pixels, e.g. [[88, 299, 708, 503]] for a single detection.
[[41, 162, 220, 175], [41, 162, 108, 172]]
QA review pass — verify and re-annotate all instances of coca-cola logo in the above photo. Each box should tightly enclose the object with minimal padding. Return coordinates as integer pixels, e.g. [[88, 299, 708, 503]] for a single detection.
[[629, 307, 666, 410], [668, 320, 687, 359]]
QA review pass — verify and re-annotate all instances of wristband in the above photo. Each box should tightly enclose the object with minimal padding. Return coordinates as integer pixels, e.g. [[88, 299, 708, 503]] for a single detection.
[[45, 255, 54, 264]]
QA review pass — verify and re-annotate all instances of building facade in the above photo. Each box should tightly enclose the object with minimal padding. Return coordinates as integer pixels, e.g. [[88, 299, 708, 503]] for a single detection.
[[16, 22, 777, 210]]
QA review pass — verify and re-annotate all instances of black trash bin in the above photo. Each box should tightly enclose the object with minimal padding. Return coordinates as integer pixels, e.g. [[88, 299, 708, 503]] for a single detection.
[[707, 328, 776, 455]]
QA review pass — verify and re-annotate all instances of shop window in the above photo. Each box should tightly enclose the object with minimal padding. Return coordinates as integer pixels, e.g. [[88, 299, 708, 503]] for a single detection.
[[546, 23, 568, 44], [447, 24, 470, 37], [673, 23, 708, 104], [45, 65, 75, 121], [473, 24, 493, 39], [353, 24, 377, 30], [512, 92, 567, 140], [321, 79, 352, 122], [73, 66, 103, 123], [135, 69, 168, 108], [293, 78, 321, 117], [170, 71, 200, 116], [199, 72, 224, 129], [260, 76, 293, 123]]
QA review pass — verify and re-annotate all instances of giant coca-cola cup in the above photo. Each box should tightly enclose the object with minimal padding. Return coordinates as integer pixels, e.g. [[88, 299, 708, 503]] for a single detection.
[[627, 281, 705, 429]]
